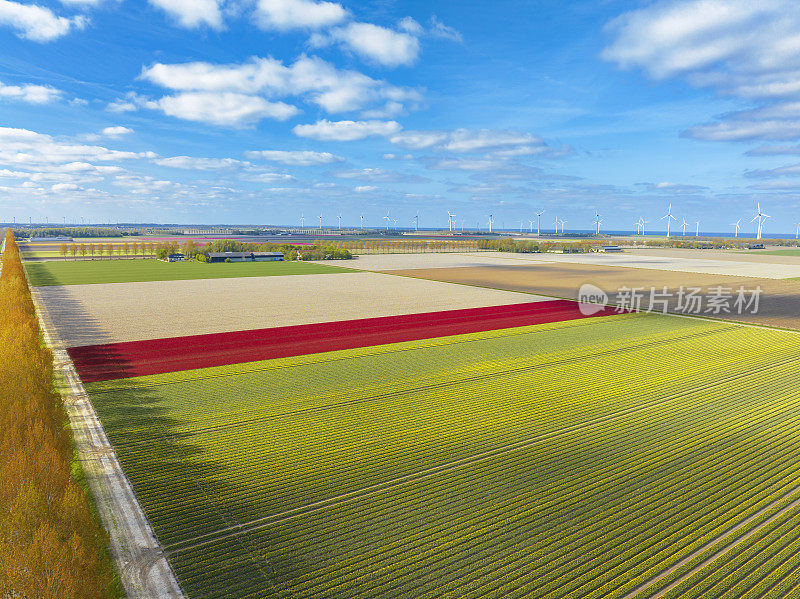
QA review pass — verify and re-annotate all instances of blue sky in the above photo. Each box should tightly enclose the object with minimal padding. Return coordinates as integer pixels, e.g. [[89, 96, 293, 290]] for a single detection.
[[2, 0, 800, 234]]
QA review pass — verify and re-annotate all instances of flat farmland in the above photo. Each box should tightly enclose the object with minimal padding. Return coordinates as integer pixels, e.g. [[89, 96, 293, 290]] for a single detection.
[[84, 313, 800, 598], [387, 262, 800, 330], [24, 258, 353, 286], [34, 272, 550, 347]]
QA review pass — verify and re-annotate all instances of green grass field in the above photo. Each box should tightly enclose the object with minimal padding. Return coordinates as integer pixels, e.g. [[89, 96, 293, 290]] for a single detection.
[[24, 258, 354, 286], [84, 313, 800, 598], [749, 249, 800, 256]]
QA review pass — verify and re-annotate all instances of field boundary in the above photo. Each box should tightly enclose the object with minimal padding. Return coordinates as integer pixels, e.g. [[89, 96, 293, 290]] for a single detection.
[[33, 294, 186, 599]]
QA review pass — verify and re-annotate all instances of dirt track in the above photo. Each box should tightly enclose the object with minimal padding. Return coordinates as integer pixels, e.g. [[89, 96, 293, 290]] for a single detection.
[[386, 263, 800, 330]]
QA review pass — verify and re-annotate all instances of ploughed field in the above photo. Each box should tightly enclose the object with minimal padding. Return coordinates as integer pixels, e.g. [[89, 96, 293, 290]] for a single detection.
[[84, 312, 800, 598], [24, 257, 353, 286]]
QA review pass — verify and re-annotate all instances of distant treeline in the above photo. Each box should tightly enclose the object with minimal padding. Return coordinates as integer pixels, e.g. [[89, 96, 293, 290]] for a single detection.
[[0, 232, 120, 597], [161, 239, 353, 261], [14, 227, 126, 238]]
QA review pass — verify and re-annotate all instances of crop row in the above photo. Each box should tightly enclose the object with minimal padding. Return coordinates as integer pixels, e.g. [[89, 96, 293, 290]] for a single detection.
[[167, 374, 800, 598]]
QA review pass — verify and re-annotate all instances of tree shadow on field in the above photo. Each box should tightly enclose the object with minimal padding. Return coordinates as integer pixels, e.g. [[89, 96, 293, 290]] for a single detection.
[[87, 367, 292, 599], [35, 288, 287, 598]]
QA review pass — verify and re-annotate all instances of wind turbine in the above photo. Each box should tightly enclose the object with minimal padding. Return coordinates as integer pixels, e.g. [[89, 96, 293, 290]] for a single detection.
[[796, 223, 800, 239], [318, 212, 323, 230], [300, 213, 305, 228], [695, 221, 700, 236], [635, 219, 642, 235], [360, 214, 364, 230], [488, 214, 494, 233], [559, 219, 567, 234], [536, 210, 545, 236], [520, 220, 524, 233], [393, 218, 398, 230], [681, 218, 689, 235], [447, 211, 456, 232], [592, 210, 602, 235], [554, 216, 559, 234], [383, 212, 390, 231], [528, 219, 535, 233], [731, 219, 741, 238], [660, 204, 677, 238], [751, 203, 770, 240], [413, 211, 419, 232], [337, 213, 342, 229]]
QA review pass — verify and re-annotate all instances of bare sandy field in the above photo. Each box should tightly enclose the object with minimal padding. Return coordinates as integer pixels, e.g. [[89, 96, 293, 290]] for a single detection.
[[34, 271, 550, 347], [336, 251, 800, 279], [387, 263, 800, 330], [626, 247, 800, 265]]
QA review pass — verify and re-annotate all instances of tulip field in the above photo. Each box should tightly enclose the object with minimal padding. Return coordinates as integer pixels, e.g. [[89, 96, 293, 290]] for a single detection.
[[83, 312, 800, 598]]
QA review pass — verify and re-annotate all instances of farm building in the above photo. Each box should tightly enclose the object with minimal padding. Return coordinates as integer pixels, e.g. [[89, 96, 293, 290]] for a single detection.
[[167, 253, 185, 262], [207, 251, 284, 263], [597, 245, 623, 253]]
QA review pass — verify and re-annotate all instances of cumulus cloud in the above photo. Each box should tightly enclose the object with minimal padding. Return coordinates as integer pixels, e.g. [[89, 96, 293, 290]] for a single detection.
[[244, 149, 344, 165], [153, 92, 299, 127], [0, 126, 153, 166], [604, 0, 800, 143], [312, 22, 420, 67], [102, 126, 133, 138], [148, 0, 224, 29], [254, 0, 347, 30], [0, 0, 86, 42], [135, 55, 422, 123], [292, 119, 401, 141], [0, 80, 61, 104]]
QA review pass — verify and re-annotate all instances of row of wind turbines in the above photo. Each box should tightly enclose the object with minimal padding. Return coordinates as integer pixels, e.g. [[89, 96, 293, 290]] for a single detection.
[[303, 202, 787, 239]]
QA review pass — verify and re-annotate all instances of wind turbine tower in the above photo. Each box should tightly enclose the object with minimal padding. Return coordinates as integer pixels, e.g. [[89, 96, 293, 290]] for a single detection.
[[383, 212, 390, 231], [681, 218, 689, 235], [337, 213, 342, 230], [413, 212, 419, 232], [695, 221, 700, 236], [660, 204, 677, 238], [732, 219, 741, 238], [318, 212, 323, 231], [360, 214, 364, 230], [488, 214, 494, 233], [593, 210, 602, 235], [751, 203, 770, 240], [447, 211, 456, 232], [536, 210, 545, 236]]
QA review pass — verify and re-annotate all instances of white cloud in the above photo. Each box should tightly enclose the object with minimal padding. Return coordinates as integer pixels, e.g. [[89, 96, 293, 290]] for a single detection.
[[313, 22, 420, 67], [138, 55, 422, 117], [0, 80, 61, 104], [429, 16, 462, 42], [334, 167, 428, 183], [683, 119, 800, 141], [354, 185, 377, 192], [154, 92, 299, 127], [154, 156, 247, 169], [102, 126, 133, 138], [51, 182, 80, 192], [389, 128, 565, 156], [254, 0, 347, 30], [148, 0, 223, 29], [746, 144, 800, 156], [604, 0, 800, 143], [244, 150, 343, 165], [0, 0, 86, 42], [0, 126, 152, 166], [292, 119, 401, 141]]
